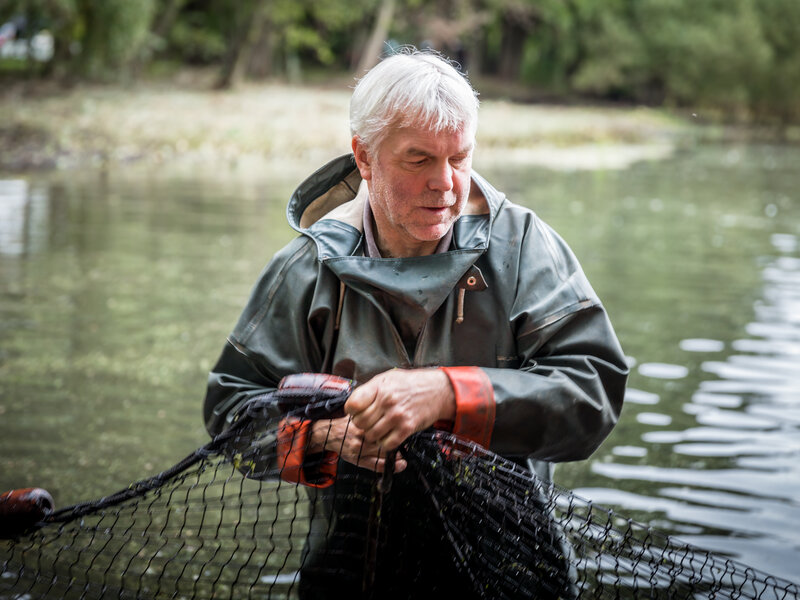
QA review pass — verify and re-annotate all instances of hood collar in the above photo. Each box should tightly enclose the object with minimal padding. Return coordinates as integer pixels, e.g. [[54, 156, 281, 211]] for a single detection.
[[285, 154, 506, 322], [287, 153, 505, 260]]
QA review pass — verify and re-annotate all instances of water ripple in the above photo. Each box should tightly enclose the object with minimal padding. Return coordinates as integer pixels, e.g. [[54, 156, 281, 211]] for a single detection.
[[690, 391, 743, 408], [635, 412, 672, 426], [679, 338, 725, 352], [590, 463, 800, 501], [702, 356, 800, 381], [623, 388, 660, 405], [637, 362, 690, 379], [599, 249, 800, 581], [687, 407, 779, 430]]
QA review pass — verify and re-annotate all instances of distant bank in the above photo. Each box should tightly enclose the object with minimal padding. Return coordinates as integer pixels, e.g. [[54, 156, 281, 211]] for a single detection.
[[0, 77, 791, 174]]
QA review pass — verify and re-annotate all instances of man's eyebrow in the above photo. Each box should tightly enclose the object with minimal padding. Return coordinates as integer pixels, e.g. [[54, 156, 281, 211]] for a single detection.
[[403, 147, 433, 157], [403, 144, 474, 157]]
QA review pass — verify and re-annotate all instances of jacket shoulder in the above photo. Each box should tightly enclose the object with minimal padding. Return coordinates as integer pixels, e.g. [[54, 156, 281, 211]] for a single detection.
[[490, 200, 601, 333], [231, 235, 324, 346]]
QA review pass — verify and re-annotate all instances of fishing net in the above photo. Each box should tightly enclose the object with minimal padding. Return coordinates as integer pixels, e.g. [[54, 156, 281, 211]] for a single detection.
[[1, 376, 798, 600]]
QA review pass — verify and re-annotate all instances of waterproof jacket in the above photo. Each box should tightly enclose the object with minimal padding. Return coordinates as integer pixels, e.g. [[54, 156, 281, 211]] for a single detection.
[[205, 153, 627, 478], [203, 153, 627, 597]]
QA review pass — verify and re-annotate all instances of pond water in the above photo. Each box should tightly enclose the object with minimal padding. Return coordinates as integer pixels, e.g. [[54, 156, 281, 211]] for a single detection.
[[1, 144, 799, 584]]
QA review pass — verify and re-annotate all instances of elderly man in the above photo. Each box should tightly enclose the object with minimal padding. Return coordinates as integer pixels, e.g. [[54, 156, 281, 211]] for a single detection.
[[204, 50, 627, 598]]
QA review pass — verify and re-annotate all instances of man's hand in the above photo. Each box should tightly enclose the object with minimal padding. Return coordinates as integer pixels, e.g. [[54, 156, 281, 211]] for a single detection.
[[309, 416, 407, 473], [344, 368, 456, 451]]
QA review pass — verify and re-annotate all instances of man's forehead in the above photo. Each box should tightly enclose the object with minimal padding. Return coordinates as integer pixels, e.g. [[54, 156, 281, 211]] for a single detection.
[[388, 126, 474, 155]]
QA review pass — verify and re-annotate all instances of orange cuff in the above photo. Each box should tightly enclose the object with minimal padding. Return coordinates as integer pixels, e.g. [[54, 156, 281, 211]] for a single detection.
[[276, 418, 338, 488], [439, 366, 496, 448]]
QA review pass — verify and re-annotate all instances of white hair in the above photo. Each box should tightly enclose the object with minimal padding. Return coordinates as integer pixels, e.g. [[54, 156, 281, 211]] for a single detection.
[[350, 48, 479, 151]]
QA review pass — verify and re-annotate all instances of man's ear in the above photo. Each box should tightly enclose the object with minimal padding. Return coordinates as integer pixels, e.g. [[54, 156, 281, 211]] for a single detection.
[[352, 136, 372, 181]]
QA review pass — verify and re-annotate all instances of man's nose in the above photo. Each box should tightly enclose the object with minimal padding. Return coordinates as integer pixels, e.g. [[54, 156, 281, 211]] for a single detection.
[[427, 161, 454, 192]]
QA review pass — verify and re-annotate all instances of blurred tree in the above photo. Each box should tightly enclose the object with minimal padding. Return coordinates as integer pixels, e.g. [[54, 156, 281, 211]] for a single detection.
[[637, 0, 771, 115], [214, 0, 265, 89], [164, 0, 227, 66], [399, 0, 489, 73], [475, 0, 543, 80], [0, 0, 77, 78], [753, 0, 800, 123], [1, 0, 797, 123], [211, 0, 375, 86], [545, 0, 789, 121], [567, 0, 653, 100], [357, 0, 395, 74], [0, 0, 155, 81], [151, 0, 190, 43], [77, 0, 156, 79]]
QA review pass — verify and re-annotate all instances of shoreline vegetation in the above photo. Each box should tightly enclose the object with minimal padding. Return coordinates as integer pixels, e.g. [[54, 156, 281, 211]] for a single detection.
[[1, 71, 797, 175], [3, 0, 798, 174]]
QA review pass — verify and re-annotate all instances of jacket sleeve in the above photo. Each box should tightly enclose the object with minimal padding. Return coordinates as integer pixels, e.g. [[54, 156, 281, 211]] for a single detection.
[[203, 236, 340, 487], [482, 212, 628, 462], [203, 236, 324, 436]]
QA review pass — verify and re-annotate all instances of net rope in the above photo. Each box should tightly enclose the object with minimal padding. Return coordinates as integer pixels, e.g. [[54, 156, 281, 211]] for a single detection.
[[1, 389, 798, 599]]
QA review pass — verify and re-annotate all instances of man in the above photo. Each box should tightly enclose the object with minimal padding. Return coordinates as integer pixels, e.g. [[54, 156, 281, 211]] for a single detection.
[[204, 50, 628, 598]]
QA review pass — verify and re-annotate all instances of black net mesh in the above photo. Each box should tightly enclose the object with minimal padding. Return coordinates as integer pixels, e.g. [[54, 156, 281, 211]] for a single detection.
[[1, 390, 798, 600]]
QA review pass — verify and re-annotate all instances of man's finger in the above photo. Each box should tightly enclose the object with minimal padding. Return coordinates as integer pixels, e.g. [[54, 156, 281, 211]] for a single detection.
[[378, 432, 404, 452], [344, 385, 375, 415], [358, 456, 384, 471], [354, 456, 408, 473], [350, 401, 383, 433], [368, 411, 416, 450]]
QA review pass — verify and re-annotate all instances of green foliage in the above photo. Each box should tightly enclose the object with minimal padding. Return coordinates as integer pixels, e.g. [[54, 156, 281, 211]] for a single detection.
[[269, 0, 374, 67], [168, 16, 226, 64], [636, 0, 771, 113], [752, 0, 800, 122], [78, 0, 156, 79], [519, 0, 797, 123], [569, 9, 649, 97], [0, 0, 154, 80], [2, 0, 798, 123]]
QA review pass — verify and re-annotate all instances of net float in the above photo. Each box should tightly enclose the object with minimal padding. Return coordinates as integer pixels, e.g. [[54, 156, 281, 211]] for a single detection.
[[0, 487, 55, 539]]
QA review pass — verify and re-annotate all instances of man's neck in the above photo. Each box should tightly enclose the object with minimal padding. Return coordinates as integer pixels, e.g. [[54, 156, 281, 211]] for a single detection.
[[362, 198, 452, 258]]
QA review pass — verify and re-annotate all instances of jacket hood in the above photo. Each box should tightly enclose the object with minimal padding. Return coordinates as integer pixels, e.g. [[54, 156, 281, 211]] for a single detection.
[[286, 153, 505, 258], [285, 153, 507, 322]]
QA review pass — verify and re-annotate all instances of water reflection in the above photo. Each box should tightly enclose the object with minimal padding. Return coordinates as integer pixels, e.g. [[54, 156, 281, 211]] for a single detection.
[[637, 362, 689, 379], [0, 179, 49, 256], [1, 146, 799, 586], [0, 168, 300, 505], [680, 338, 725, 352], [587, 234, 800, 581]]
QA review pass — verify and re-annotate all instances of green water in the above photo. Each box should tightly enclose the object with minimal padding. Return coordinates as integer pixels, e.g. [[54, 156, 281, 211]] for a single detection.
[[1, 145, 799, 582]]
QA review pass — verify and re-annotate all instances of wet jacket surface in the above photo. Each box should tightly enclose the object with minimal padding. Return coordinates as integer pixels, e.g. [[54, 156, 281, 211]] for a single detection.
[[203, 153, 628, 596], [205, 153, 627, 466]]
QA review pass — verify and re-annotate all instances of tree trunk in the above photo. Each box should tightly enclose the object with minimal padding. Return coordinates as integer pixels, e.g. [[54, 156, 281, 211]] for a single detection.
[[232, 1, 270, 84], [214, 0, 266, 90], [562, 0, 586, 80], [152, 0, 189, 40], [356, 0, 396, 75], [497, 14, 527, 80], [128, 0, 188, 78], [245, 17, 275, 79]]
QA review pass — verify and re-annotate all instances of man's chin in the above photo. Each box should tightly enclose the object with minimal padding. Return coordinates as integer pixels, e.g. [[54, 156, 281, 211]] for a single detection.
[[412, 226, 450, 243]]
